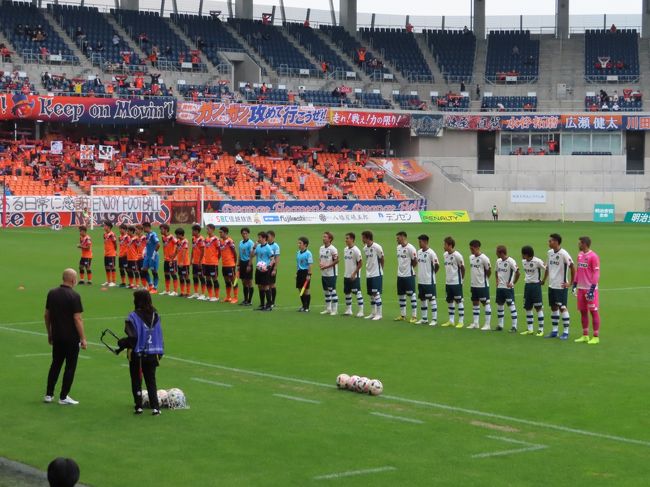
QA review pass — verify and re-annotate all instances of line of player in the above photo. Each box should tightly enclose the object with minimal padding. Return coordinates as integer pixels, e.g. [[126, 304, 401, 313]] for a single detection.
[[291, 230, 601, 345], [78, 224, 601, 344]]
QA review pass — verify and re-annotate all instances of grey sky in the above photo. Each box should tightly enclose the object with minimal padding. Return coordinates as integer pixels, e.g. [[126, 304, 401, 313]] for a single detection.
[[278, 0, 642, 16]]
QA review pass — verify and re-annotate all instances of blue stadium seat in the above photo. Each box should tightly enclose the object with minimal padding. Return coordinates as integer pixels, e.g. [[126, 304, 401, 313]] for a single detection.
[[425, 29, 475, 83], [485, 31, 539, 83], [584, 30, 639, 82], [361, 29, 433, 83], [481, 95, 537, 112]]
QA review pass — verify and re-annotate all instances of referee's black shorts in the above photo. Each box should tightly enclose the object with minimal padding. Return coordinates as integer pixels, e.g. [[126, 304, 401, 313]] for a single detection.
[[255, 269, 270, 286], [296, 269, 310, 290]]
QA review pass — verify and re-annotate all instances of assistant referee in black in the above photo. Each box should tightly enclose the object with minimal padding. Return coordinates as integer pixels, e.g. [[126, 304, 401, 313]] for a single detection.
[[44, 268, 87, 405]]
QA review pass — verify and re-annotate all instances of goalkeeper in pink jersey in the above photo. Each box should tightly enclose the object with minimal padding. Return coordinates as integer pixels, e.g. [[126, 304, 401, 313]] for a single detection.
[[572, 236, 601, 345]]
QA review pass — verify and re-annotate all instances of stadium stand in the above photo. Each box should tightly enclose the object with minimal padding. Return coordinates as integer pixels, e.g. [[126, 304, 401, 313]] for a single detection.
[[425, 29, 476, 83], [110, 9, 204, 71], [283, 22, 355, 76], [394, 93, 426, 111], [41, 71, 173, 97], [584, 88, 643, 111], [481, 95, 537, 112], [318, 25, 393, 80], [355, 91, 392, 109], [360, 28, 433, 83], [0, 2, 78, 65], [301, 88, 350, 107], [178, 82, 234, 102], [1, 71, 35, 94], [485, 30, 539, 83], [227, 18, 317, 76], [170, 14, 244, 70], [433, 92, 471, 111], [239, 83, 291, 104], [48, 5, 141, 70], [584, 29, 639, 83]]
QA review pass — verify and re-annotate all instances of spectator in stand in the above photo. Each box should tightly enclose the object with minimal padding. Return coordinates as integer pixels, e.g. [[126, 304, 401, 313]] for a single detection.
[[460, 81, 466, 92], [476, 84, 481, 100], [75, 27, 85, 39], [496, 102, 505, 112], [112, 34, 120, 46], [601, 101, 609, 111], [260, 83, 268, 94], [15, 24, 23, 36], [0, 44, 11, 62], [299, 171, 307, 192], [612, 101, 620, 111], [374, 188, 385, 199], [356, 47, 366, 67], [612, 90, 619, 102], [406, 22, 414, 33], [321, 61, 329, 74], [599, 89, 608, 104], [610, 24, 617, 33], [139, 33, 149, 44], [304, 19, 310, 28], [512, 45, 519, 56], [463, 25, 470, 35]]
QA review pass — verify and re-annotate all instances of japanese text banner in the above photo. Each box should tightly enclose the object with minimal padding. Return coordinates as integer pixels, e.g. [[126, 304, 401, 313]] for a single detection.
[[328, 109, 411, 128], [176, 102, 328, 129], [560, 115, 622, 131]]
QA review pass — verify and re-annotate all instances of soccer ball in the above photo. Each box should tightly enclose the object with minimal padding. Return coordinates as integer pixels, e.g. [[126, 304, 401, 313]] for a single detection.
[[347, 375, 360, 390], [355, 377, 370, 393], [141, 390, 149, 408], [368, 379, 383, 396], [256, 261, 268, 272], [167, 388, 187, 409], [157, 389, 169, 408], [336, 374, 350, 389]]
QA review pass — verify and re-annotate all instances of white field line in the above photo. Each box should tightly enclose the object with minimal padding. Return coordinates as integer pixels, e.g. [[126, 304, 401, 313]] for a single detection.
[[1, 325, 650, 448], [370, 411, 424, 424], [471, 435, 548, 458], [191, 377, 233, 388], [15, 353, 52, 358], [313, 466, 396, 480], [272, 393, 320, 404]]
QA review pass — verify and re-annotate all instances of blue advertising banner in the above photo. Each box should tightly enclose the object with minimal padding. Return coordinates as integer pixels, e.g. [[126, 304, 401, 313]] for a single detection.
[[410, 114, 444, 136], [203, 199, 426, 213]]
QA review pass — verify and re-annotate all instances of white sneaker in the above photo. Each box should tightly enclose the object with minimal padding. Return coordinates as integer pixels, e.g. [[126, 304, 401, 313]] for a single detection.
[[364, 313, 375, 320], [159, 291, 168, 295], [101, 282, 109, 286], [209, 297, 220, 302], [372, 315, 383, 321], [329, 310, 338, 316], [43, 395, 53, 403], [417, 319, 429, 325], [481, 324, 491, 331], [58, 396, 79, 405], [189, 293, 199, 299], [197, 295, 208, 301], [467, 323, 479, 329], [343, 309, 353, 316], [429, 320, 438, 327], [108, 282, 117, 287], [168, 291, 178, 296], [320, 308, 331, 315], [356, 310, 365, 318]]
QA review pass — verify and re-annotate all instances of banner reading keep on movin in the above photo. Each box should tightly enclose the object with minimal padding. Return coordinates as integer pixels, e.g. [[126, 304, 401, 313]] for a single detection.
[[0, 94, 175, 124]]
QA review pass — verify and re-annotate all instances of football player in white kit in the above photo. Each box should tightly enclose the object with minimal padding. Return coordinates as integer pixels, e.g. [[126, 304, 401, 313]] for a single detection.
[[362, 230, 384, 321], [416, 234, 439, 326], [440, 236, 465, 328], [494, 245, 520, 332], [319, 231, 339, 316], [342, 232, 364, 317], [394, 231, 418, 323], [520, 245, 546, 336], [543, 233, 575, 339], [468, 240, 492, 330]]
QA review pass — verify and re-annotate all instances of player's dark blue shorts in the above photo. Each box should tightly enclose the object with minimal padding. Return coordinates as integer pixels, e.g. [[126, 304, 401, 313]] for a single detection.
[[164, 260, 178, 274], [79, 257, 92, 268], [103, 256, 115, 269]]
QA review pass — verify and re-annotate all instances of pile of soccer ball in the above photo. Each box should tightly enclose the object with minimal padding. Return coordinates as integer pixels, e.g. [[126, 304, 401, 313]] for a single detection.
[[141, 388, 188, 409], [336, 374, 383, 396]]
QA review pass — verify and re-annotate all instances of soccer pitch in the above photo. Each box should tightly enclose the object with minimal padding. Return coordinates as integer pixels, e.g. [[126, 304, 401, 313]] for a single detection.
[[0, 221, 649, 486]]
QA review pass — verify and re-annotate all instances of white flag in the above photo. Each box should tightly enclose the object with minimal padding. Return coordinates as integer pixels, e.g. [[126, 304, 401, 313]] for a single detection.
[[94, 162, 105, 172], [80, 144, 95, 160], [99, 145, 113, 161], [50, 140, 63, 155]]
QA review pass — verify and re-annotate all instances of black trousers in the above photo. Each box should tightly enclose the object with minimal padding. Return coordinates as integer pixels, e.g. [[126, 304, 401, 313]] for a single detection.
[[129, 355, 159, 410], [46, 340, 80, 399]]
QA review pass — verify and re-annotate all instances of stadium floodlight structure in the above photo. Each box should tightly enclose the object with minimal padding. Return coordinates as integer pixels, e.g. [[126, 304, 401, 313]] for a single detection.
[[88, 185, 204, 230]]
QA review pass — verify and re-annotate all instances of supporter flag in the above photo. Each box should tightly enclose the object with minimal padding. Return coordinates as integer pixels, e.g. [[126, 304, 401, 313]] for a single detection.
[[50, 140, 63, 155], [99, 145, 113, 161], [80, 144, 95, 160], [94, 162, 105, 172]]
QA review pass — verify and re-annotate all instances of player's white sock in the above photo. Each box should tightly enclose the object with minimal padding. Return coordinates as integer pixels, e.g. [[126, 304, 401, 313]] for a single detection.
[[448, 303, 456, 324], [331, 292, 338, 314], [420, 299, 428, 321], [497, 305, 505, 327], [324, 290, 331, 311], [526, 310, 534, 331], [410, 293, 418, 318], [484, 303, 492, 326], [473, 305, 480, 325], [431, 297, 438, 322], [509, 303, 518, 328], [457, 301, 464, 324], [375, 293, 382, 316], [345, 293, 352, 308], [537, 310, 544, 330], [551, 311, 560, 333], [398, 294, 406, 317], [356, 290, 364, 308], [561, 309, 570, 333]]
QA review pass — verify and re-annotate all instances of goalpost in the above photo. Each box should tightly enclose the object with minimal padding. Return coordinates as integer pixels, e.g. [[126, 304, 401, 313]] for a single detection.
[[88, 185, 205, 230]]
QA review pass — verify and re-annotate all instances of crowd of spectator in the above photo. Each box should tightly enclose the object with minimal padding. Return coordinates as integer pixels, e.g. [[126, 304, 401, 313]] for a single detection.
[[1, 71, 35, 94], [586, 88, 643, 111]]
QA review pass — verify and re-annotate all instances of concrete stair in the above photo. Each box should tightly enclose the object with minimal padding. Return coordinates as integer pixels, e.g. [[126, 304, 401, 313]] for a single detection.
[[474, 36, 487, 88], [166, 19, 217, 73], [276, 28, 321, 74], [413, 33, 444, 87], [103, 12, 149, 67], [222, 21, 276, 82], [42, 9, 93, 70], [204, 178, 231, 200], [312, 29, 369, 83], [357, 34, 405, 84], [68, 181, 86, 196], [241, 159, 295, 199]]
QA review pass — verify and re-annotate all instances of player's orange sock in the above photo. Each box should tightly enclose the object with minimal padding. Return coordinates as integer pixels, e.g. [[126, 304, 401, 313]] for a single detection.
[[140, 277, 147, 288], [111, 270, 117, 283], [226, 286, 231, 300], [193, 282, 198, 293], [79, 269, 85, 282], [207, 287, 213, 298], [181, 282, 186, 295], [105, 270, 111, 283], [172, 279, 178, 294], [165, 278, 170, 292], [201, 284, 207, 295], [234, 286, 239, 300], [128, 275, 134, 286], [87, 271, 92, 282], [215, 288, 220, 299]]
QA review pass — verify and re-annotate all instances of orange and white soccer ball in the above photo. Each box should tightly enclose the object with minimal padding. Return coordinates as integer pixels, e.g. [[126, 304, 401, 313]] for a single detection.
[[336, 373, 350, 389], [368, 379, 383, 396]]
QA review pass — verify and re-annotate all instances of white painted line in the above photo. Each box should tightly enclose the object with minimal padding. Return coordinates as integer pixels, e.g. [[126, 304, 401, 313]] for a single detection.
[[471, 420, 519, 433], [2, 325, 650, 449], [314, 466, 396, 480], [471, 435, 547, 458], [191, 377, 233, 388], [370, 411, 424, 424], [273, 393, 320, 404], [120, 363, 129, 367], [15, 353, 51, 358]]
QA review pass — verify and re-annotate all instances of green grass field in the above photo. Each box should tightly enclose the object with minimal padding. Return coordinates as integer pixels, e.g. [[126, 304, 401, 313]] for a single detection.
[[1, 221, 649, 486]]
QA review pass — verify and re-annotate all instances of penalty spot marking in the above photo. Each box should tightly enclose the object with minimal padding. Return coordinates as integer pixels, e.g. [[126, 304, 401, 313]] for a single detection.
[[314, 466, 396, 480], [2, 325, 650, 449], [471, 435, 548, 458], [272, 393, 320, 404], [191, 377, 233, 388], [370, 411, 424, 424]]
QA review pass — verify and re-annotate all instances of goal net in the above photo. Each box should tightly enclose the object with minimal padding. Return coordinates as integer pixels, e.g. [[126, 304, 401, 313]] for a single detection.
[[88, 185, 204, 230]]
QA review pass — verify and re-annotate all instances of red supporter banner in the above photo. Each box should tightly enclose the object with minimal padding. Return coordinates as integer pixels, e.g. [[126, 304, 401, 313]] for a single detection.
[[0, 94, 175, 124], [370, 158, 431, 182], [328, 110, 411, 128], [175, 102, 328, 130]]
